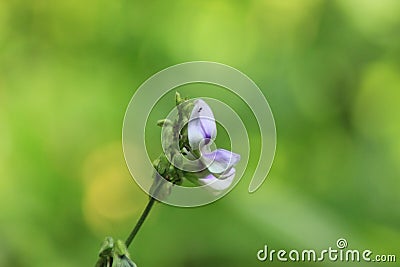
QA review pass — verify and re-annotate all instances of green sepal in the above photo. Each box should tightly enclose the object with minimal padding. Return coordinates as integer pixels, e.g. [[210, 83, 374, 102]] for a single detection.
[[113, 240, 136, 267], [99, 236, 114, 257], [113, 255, 137, 267]]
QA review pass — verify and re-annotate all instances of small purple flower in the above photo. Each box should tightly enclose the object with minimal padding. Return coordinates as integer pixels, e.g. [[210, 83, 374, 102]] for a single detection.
[[188, 99, 216, 150], [187, 99, 240, 191]]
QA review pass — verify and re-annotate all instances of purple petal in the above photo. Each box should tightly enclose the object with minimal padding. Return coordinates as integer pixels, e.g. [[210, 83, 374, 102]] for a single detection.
[[198, 169, 236, 191], [188, 99, 216, 150], [201, 148, 240, 174]]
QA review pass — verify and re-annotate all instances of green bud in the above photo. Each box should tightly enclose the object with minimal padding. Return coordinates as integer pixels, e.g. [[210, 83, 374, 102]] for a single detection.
[[95, 237, 137, 267], [152, 158, 160, 169], [157, 119, 172, 127], [114, 240, 129, 257], [168, 164, 175, 173], [113, 240, 136, 267], [175, 92, 183, 105], [96, 237, 114, 267], [98, 237, 114, 257]]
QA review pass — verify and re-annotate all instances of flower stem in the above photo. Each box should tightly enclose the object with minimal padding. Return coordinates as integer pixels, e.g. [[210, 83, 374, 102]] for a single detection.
[[125, 197, 156, 248], [125, 173, 168, 248]]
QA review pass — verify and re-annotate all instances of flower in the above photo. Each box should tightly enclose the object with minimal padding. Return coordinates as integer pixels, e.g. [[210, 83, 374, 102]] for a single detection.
[[188, 99, 216, 150], [187, 99, 240, 190]]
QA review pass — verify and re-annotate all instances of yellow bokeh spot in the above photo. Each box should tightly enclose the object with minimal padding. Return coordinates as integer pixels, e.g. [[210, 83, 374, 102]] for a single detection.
[[82, 141, 147, 235]]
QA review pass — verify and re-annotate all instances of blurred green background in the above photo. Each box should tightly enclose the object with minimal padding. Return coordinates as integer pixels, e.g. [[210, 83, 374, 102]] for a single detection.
[[1, 0, 399, 266]]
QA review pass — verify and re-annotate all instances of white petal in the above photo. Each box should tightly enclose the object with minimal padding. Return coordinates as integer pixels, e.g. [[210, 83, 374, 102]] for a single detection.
[[198, 169, 235, 191], [218, 167, 236, 180]]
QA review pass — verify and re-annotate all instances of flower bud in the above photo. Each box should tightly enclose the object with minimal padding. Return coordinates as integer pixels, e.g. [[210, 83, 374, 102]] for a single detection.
[[157, 119, 172, 127], [175, 92, 184, 105], [95, 237, 137, 267]]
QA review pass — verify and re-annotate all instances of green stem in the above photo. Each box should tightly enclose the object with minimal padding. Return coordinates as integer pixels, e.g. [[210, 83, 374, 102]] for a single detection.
[[125, 197, 156, 248], [124, 175, 167, 248]]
